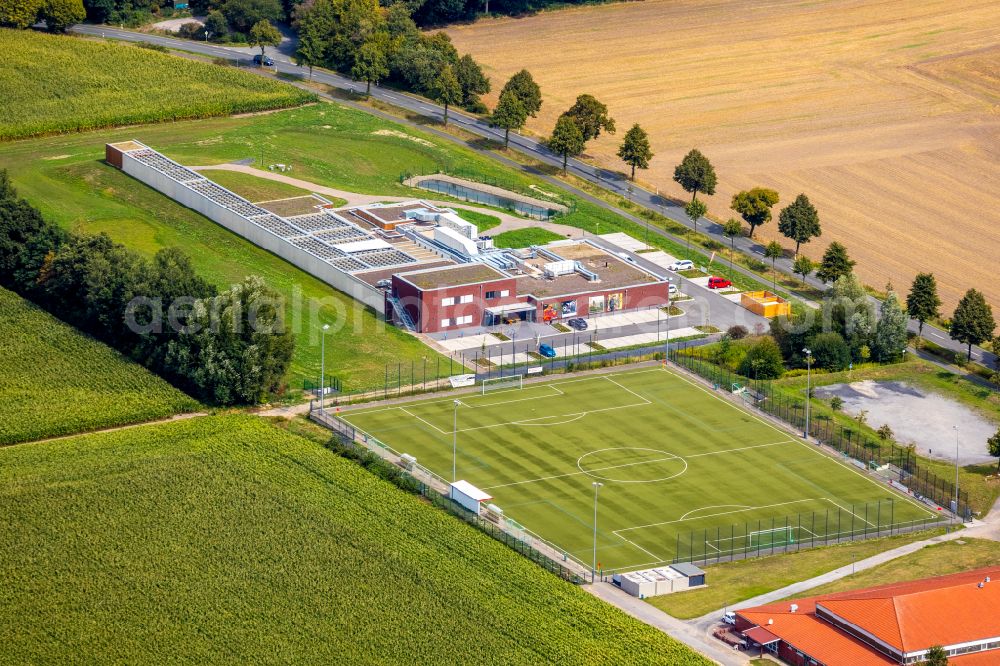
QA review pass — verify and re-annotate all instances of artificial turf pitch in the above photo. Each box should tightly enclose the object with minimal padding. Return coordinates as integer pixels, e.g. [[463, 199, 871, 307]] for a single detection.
[[341, 367, 937, 571]]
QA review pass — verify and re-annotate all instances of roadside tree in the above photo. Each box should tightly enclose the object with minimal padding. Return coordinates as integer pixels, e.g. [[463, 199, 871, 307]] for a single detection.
[[873, 288, 908, 362], [722, 218, 742, 271], [906, 272, 941, 341], [249, 20, 282, 57], [792, 254, 814, 285], [430, 65, 462, 126], [294, 21, 326, 80], [500, 70, 542, 117], [777, 193, 821, 255], [491, 90, 527, 149], [989, 429, 1000, 473], [764, 241, 783, 291], [617, 124, 653, 181], [221, 0, 282, 35], [454, 54, 490, 110], [816, 242, 855, 283], [563, 94, 615, 142], [39, 0, 85, 32], [351, 39, 388, 95], [673, 149, 717, 203], [731, 187, 779, 238], [204, 11, 228, 41], [950, 288, 995, 361], [548, 115, 585, 172], [684, 198, 707, 249]]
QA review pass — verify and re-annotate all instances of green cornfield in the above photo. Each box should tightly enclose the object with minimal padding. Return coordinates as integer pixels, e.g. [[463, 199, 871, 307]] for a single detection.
[[0, 29, 316, 141], [0, 414, 710, 664], [0, 287, 199, 445]]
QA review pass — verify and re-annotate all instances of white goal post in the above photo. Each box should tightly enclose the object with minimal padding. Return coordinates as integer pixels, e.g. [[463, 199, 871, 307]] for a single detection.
[[481, 374, 524, 394], [749, 526, 796, 548]]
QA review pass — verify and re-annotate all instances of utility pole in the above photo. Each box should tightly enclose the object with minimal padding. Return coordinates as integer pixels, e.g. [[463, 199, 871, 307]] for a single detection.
[[453, 399, 461, 482], [592, 481, 603, 582], [803, 348, 812, 439], [320, 323, 329, 413]]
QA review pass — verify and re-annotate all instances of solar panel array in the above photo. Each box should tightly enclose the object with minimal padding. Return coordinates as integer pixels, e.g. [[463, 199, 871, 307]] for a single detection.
[[124, 144, 420, 275]]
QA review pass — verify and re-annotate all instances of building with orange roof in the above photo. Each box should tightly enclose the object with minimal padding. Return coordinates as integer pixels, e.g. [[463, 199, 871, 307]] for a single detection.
[[734, 565, 1000, 665]]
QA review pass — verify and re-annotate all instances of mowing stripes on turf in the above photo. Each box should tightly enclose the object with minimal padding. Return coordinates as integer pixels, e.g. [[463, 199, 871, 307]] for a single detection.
[[341, 367, 940, 570]]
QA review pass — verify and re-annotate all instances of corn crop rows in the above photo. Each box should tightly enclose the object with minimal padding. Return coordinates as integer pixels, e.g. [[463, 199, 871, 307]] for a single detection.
[[1, 414, 711, 664], [0, 287, 199, 445], [0, 29, 316, 141]]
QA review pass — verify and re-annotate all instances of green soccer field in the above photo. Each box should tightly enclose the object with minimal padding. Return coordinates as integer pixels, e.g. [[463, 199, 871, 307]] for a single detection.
[[341, 367, 940, 571]]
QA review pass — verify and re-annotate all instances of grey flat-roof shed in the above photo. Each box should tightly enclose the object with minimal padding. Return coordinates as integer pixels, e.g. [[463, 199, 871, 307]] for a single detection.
[[669, 562, 706, 587]]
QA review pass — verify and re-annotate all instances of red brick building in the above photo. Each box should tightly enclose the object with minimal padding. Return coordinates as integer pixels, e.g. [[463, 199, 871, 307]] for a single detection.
[[388, 241, 670, 333], [735, 565, 1000, 665]]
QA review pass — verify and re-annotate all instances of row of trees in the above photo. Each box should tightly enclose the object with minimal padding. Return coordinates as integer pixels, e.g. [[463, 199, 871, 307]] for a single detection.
[[293, 1, 492, 110], [906, 272, 997, 362], [0, 171, 294, 405], [1, 0, 85, 31]]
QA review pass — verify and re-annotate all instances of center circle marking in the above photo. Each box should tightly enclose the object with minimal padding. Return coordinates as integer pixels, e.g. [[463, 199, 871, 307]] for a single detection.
[[577, 447, 688, 483]]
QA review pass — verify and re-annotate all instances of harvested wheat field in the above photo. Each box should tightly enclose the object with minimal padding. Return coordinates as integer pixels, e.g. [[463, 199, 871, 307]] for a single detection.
[[447, 0, 1000, 310]]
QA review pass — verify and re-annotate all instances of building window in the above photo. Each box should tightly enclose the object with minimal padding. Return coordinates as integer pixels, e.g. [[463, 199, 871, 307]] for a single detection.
[[441, 297, 455, 306], [500, 289, 510, 297], [485, 291, 499, 299], [440, 318, 451, 328], [459, 294, 473, 304], [456, 315, 473, 325]]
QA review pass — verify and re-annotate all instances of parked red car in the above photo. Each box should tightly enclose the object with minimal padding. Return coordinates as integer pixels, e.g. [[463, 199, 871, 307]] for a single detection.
[[707, 276, 732, 289]]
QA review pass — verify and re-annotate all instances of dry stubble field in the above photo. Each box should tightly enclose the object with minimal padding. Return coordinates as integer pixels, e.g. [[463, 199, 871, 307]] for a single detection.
[[447, 0, 1000, 311]]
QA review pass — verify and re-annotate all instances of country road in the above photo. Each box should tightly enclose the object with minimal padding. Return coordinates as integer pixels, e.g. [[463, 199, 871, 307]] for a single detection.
[[70, 24, 996, 371]]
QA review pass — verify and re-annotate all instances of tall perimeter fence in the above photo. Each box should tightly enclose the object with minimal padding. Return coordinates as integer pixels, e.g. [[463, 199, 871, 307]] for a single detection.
[[309, 406, 593, 584], [670, 341, 973, 521]]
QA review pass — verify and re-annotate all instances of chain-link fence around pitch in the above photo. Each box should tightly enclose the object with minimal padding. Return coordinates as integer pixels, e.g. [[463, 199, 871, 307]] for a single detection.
[[670, 340, 973, 521]]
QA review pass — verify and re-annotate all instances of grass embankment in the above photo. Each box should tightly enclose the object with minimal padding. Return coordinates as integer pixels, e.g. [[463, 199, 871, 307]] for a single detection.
[[646, 528, 945, 619], [493, 226, 566, 248], [199, 169, 309, 201], [0, 414, 709, 664], [789, 537, 1000, 598], [0, 286, 199, 445], [0, 29, 315, 141], [453, 206, 502, 231]]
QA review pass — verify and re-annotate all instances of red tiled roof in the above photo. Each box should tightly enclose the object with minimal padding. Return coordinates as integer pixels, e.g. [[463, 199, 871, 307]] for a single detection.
[[737, 566, 1000, 664], [743, 626, 780, 645]]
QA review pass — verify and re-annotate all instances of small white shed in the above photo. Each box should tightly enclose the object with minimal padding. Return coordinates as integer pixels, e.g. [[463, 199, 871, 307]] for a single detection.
[[449, 480, 493, 515]]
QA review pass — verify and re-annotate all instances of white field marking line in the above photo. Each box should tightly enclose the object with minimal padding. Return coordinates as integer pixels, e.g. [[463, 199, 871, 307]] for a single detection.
[[822, 497, 876, 527], [601, 375, 652, 405], [451, 400, 650, 434], [617, 498, 824, 534], [660, 366, 937, 518], [482, 454, 683, 491], [615, 532, 664, 562], [685, 439, 794, 458], [472, 384, 564, 408], [397, 407, 448, 436], [704, 540, 721, 553], [510, 413, 587, 427], [679, 504, 753, 521]]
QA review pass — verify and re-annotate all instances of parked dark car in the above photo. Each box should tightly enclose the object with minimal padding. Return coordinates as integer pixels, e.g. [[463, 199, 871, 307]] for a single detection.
[[253, 54, 275, 67], [567, 318, 588, 331], [539, 343, 557, 358]]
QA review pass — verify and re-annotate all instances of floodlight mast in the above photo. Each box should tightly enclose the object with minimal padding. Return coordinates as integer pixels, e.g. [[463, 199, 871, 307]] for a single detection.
[[320, 323, 330, 413], [803, 348, 812, 439], [452, 399, 461, 483], [592, 481, 603, 581]]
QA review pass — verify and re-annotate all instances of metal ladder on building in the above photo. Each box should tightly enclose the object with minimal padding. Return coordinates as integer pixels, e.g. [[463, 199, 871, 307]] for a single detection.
[[386, 294, 416, 332]]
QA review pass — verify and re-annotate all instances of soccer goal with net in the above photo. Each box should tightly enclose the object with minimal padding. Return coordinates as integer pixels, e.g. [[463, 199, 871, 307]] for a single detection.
[[481, 374, 524, 394], [749, 526, 797, 549]]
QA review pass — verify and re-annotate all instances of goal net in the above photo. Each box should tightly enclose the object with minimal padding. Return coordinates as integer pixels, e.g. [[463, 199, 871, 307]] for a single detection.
[[749, 526, 796, 549], [481, 374, 524, 394]]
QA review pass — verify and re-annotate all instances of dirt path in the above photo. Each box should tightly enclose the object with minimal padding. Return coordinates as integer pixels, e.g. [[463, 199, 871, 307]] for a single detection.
[[4, 411, 208, 449], [191, 164, 582, 237]]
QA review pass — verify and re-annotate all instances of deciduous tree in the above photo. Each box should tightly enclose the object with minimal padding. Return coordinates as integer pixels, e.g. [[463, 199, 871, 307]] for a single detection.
[[926, 645, 948, 666], [673, 149, 717, 203], [454, 54, 490, 109], [730, 187, 779, 238], [816, 241, 855, 283], [777, 193, 821, 255], [221, 0, 282, 35], [722, 218, 742, 271], [617, 124, 653, 181], [294, 21, 326, 80], [811, 332, 850, 371], [500, 69, 542, 117], [204, 10, 228, 40], [764, 241, 783, 292], [39, 0, 85, 32], [249, 19, 282, 56], [738, 336, 785, 380], [491, 90, 527, 149], [793, 254, 814, 285], [0, 0, 43, 28], [906, 272, 941, 341], [684, 199, 707, 249], [562, 94, 615, 142], [950, 288, 995, 361], [430, 64, 462, 125], [351, 39, 388, 94], [548, 115, 584, 172], [988, 428, 1000, 473]]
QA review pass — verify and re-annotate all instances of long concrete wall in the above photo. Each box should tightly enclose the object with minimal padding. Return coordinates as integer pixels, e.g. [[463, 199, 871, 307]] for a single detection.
[[120, 154, 385, 314]]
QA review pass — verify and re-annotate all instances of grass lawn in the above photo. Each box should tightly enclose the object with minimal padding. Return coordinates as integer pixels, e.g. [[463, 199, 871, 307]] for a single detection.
[[646, 527, 946, 619], [454, 206, 502, 232], [198, 168, 307, 201], [341, 366, 939, 571], [492, 226, 567, 248], [0, 413, 709, 664], [0, 29, 314, 140], [787, 537, 1000, 599], [0, 286, 199, 445]]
